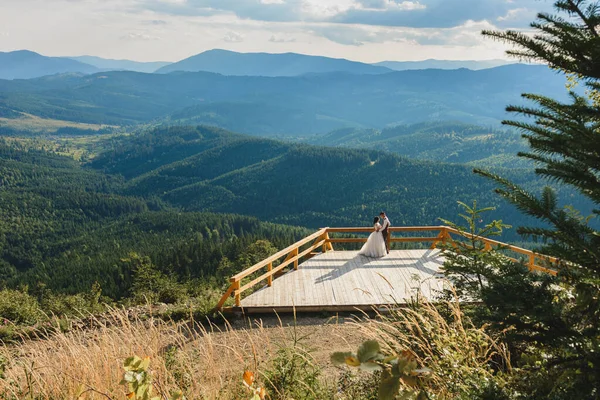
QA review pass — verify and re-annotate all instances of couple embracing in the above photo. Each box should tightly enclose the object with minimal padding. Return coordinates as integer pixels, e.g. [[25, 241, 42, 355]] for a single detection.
[[359, 212, 391, 258]]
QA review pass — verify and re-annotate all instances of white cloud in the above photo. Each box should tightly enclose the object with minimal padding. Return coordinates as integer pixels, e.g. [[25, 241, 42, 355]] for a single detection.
[[0, 0, 554, 63], [223, 31, 244, 42], [121, 32, 162, 41], [356, 1, 426, 11], [497, 8, 529, 21], [269, 34, 297, 43], [300, 0, 356, 19]]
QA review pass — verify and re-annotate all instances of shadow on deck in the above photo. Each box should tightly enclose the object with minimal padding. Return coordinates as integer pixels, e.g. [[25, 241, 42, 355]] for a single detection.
[[239, 249, 447, 313]]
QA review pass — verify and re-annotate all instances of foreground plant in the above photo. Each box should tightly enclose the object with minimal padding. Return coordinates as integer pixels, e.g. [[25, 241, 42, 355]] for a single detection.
[[332, 340, 430, 400], [242, 371, 266, 400], [121, 355, 184, 400], [347, 294, 511, 399]]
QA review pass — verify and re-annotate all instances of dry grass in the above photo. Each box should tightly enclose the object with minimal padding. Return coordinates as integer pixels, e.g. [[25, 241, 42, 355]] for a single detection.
[[0, 294, 509, 399], [0, 113, 114, 132], [0, 309, 365, 400], [356, 294, 512, 398]]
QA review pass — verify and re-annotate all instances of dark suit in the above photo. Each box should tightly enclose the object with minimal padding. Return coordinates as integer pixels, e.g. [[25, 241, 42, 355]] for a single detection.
[[381, 217, 390, 253]]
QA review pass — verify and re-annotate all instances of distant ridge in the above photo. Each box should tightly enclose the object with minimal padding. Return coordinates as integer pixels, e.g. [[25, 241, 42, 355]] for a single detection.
[[69, 56, 171, 73], [375, 59, 513, 71], [0, 50, 99, 80], [156, 49, 392, 76]]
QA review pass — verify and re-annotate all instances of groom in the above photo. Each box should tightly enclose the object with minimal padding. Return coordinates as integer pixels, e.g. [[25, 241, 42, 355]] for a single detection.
[[380, 211, 391, 254]]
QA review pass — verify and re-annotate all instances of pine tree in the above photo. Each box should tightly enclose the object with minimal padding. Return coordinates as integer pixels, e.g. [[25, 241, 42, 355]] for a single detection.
[[474, 1, 600, 397]]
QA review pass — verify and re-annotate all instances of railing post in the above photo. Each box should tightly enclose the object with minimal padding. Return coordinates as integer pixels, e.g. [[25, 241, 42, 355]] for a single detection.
[[445, 228, 458, 250], [431, 228, 446, 249], [528, 253, 535, 271], [484, 241, 492, 251], [293, 247, 299, 270], [233, 280, 241, 307], [387, 229, 391, 252], [325, 231, 334, 251], [267, 262, 273, 286], [214, 283, 236, 312]]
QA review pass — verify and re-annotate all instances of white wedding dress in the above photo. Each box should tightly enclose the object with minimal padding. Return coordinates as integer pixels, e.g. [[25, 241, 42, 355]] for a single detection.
[[359, 223, 387, 258]]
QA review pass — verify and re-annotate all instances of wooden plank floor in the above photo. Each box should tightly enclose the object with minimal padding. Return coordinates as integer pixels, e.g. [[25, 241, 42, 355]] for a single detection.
[[240, 249, 447, 312]]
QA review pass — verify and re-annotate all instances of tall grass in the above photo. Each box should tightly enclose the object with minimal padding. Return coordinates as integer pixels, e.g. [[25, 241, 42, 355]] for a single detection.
[[0, 295, 511, 399], [356, 293, 512, 398], [0, 308, 283, 400]]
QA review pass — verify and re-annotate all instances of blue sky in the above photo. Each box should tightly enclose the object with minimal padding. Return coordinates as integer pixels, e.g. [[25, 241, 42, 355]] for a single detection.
[[0, 0, 554, 62]]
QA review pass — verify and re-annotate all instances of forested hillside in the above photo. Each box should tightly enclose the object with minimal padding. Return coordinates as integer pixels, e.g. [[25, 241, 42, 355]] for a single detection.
[[2, 124, 593, 302], [91, 125, 588, 232], [0, 139, 309, 300], [307, 122, 529, 167]]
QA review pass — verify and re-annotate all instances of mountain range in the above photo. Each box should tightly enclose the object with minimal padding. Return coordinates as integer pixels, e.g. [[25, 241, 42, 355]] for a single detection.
[[0, 50, 99, 80], [0, 64, 569, 133], [375, 59, 514, 71], [0, 49, 519, 80], [155, 49, 392, 76], [69, 56, 171, 73]]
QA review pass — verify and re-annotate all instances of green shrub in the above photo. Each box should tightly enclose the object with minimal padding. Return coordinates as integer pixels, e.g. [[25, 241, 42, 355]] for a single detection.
[[263, 325, 329, 400], [127, 253, 189, 305], [0, 289, 43, 325]]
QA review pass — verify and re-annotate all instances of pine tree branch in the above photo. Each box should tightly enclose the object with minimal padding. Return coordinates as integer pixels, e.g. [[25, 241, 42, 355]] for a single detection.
[[565, 0, 600, 38]]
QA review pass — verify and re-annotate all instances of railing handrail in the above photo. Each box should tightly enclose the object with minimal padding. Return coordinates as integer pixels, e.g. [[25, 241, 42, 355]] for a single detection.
[[327, 226, 449, 233], [230, 228, 327, 282], [445, 227, 559, 262], [215, 225, 559, 311]]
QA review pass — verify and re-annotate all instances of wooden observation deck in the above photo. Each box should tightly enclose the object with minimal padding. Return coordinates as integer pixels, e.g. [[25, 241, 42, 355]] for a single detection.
[[216, 226, 557, 313]]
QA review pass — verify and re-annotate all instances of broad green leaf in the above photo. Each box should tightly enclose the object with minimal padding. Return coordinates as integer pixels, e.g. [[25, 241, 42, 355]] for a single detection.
[[124, 356, 138, 370], [345, 356, 361, 367], [139, 357, 150, 371], [359, 361, 383, 372], [331, 352, 354, 366], [357, 340, 381, 363], [379, 376, 401, 400], [394, 358, 408, 376], [383, 355, 398, 364]]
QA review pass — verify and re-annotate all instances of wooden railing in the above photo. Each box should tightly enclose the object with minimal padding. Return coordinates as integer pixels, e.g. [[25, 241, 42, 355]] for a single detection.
[[215, 226, 558, 311], [214, 228, 333, 311]]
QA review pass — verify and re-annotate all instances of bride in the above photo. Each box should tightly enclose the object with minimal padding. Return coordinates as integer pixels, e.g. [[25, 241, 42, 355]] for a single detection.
[[359, 217, 387, 258]]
